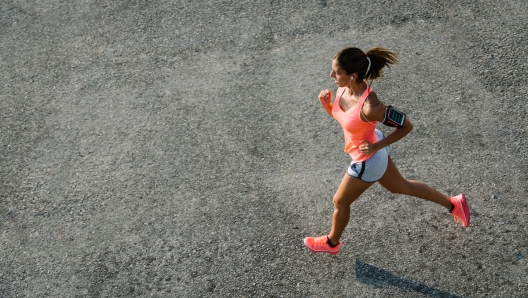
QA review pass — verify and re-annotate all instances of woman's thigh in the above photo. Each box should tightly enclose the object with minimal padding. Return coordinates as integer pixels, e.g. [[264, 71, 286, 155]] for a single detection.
[[334, 172, 373, 207], [376, 155, 408, 194]]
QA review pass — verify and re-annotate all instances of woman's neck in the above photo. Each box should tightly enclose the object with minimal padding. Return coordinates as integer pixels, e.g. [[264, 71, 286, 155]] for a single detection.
[[348, 80, 366, 98]]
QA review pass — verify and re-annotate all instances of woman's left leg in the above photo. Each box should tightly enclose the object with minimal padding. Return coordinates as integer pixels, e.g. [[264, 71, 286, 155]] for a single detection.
[[303, 172, 372, 254], [328, 172, 374, 244]]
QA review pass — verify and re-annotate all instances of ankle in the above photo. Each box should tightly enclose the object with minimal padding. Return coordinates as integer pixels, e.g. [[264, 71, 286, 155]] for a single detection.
[[327, 236, 339, 247]]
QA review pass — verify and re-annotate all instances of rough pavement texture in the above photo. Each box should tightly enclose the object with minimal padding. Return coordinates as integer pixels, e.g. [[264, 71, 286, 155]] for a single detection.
[[1, 0, 527, 297]]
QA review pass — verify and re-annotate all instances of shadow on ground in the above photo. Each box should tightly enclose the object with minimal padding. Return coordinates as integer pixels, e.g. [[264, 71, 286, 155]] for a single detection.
[[356, 260, 462, 298]]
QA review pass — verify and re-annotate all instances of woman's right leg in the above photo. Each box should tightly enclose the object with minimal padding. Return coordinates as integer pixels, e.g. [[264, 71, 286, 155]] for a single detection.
[[377, 155, 470, 227], [377, 156, 452, 209]]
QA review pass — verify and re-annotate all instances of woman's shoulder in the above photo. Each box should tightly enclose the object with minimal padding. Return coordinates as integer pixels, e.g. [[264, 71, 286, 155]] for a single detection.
[[363, 90, 386, 120], [365, 90, 382, 107]]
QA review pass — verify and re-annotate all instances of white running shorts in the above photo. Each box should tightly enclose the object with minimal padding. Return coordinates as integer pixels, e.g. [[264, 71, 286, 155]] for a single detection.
[[347, 129, 391, 183]]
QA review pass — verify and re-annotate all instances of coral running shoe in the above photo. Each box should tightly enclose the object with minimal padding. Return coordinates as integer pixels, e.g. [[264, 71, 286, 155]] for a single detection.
[[449, 193, 470, 227], [303, 235, 341, 254]]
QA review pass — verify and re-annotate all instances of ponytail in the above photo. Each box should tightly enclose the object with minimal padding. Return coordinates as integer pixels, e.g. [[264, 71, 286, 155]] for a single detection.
[[364, 47, 399, 81], [333, 47, 399, 81]]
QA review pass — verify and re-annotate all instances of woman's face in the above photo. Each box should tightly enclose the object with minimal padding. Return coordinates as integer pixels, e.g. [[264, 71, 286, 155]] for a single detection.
[[330, 59, 352, 88]]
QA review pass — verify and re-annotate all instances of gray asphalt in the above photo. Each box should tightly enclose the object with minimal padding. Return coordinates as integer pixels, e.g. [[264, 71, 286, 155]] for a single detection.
[[1, 0, 527, 297]]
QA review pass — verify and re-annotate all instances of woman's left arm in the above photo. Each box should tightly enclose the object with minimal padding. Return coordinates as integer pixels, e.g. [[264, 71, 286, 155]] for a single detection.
[[359, 93, 413, 155]]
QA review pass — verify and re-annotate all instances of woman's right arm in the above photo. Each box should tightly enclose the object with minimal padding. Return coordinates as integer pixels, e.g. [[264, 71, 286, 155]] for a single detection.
[[318, 89, 333, 117]]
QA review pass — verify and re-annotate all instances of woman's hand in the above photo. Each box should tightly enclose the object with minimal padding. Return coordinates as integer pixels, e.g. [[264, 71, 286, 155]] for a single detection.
[[359, 140, 379, 155], [318, 89, 332, 107], [318, 89, 333, 116]]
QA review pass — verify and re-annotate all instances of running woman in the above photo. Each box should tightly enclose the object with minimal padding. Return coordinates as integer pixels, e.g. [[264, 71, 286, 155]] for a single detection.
[[304, 47, 470, 254]]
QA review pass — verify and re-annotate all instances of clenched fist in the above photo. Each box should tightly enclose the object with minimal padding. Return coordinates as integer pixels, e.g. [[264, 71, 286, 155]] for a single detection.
[[318, 89, 332, 107]]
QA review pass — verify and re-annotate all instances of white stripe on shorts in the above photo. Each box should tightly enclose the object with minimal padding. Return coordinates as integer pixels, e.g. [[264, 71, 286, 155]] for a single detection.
[[347, 129, 391, 183]]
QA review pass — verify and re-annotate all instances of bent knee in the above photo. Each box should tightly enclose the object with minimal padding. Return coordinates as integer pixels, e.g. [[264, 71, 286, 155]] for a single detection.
[[387, 180, 412, 195], [333, 195, 353, 209]]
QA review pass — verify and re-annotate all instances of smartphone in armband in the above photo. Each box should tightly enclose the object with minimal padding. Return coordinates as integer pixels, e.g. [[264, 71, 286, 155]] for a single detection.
[[382, 105, 406, 127]]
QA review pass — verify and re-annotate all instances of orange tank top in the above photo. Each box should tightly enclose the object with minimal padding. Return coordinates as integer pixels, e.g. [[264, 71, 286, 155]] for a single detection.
[[331, 85, 378, 162]]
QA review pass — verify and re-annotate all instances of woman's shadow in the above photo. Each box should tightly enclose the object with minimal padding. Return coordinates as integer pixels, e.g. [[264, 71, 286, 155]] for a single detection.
[[355, 260, 462, 298]]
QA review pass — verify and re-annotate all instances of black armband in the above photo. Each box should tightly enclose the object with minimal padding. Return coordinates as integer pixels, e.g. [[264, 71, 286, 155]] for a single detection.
[[382, 105, 406, 127]]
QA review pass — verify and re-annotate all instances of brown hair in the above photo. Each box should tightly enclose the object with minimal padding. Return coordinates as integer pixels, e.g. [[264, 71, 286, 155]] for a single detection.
[[333, 47, 399, 81]]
